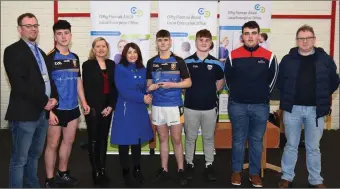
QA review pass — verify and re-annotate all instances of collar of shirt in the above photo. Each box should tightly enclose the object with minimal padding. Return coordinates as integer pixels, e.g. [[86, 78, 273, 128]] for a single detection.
[[23, 39, 37, 49], [243, 44, 260, 52], [298, 48, 315, 56], [190, 52, 213, 62], [53, 47, 71, 55], [157, 51, 175, 58]]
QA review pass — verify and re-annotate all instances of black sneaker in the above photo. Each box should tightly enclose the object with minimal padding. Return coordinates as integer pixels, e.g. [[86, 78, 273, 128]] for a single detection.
[[122, 168, 131, 187], [100, 168, 110, 183], [133, 168, 144, 184], [186, 163, 194, 180], [55, 170, 79, 187], [45, 178, 57, 188], [178, 169, 188, 186], [154, 168, 168, 183], [204, 164, 217, 181], [308, 183, 327, 188]]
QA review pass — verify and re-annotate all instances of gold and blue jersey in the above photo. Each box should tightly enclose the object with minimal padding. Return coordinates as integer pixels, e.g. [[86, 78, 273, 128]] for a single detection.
[[47, 48, 80, 110], [146, 53, 190, 107]]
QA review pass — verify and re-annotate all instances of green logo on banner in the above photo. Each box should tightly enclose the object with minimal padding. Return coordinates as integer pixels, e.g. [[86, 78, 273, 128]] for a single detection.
[[120, 34, 150, 40], [130, 7, 143, 17], [198, 8, 210, 18], [254, 4, 266, 13]]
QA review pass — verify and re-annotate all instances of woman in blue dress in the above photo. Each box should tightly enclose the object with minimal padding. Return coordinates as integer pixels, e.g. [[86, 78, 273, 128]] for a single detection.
[[110, 42, 153, 186]]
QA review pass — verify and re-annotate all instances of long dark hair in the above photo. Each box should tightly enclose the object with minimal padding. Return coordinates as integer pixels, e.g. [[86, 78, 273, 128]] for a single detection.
[[120, 42, 144, 69]]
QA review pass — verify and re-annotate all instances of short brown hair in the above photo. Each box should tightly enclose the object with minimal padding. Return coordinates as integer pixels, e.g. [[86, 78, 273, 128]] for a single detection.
[[260, 33, 268, 41], [196, 29, 212, 40], [210, 41, 214, 50], [17, 13, 37, 26], [296, 24, 315, 38], [53, 19, 71, 33], [156, 29, 171, 38], [242, 21, 260, 34]]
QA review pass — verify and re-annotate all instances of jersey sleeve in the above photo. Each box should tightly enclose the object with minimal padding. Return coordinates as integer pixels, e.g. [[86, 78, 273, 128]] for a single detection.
[[177, 58, 190, 79], [216, 61, 225, 80], [73, 53, 81, 77], [146, 59, 153, 80]]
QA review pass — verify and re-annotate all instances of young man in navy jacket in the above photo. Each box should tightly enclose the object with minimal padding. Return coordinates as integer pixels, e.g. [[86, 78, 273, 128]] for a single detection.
[[277, 25, 339, 188], [224, 21, 278, 187]]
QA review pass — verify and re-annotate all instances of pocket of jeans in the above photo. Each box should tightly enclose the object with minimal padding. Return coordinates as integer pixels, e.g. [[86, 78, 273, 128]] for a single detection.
[[9, 121, 17, 132], [228, 99, 236, 106], [282, 111, 294, 124], [9, 121, 19, 148], [260, 103, 270, 107], [227, 100, 237, 112]]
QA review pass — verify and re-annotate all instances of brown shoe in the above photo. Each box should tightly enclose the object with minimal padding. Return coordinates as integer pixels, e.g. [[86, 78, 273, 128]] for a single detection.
[[278, 179, 292, 188], [249, 175, 263, 188], [231, 172, 242, 186], [309, 183, 327, 188]]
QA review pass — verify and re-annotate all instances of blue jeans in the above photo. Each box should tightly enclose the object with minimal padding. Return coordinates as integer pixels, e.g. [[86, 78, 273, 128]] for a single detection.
[[228, 100, 269, 175], [281, 105, 324, 185], [9, 111, 48, 188]]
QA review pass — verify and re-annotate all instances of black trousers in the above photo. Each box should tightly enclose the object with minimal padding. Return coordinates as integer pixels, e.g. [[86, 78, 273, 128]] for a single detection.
[[118, 143, 141, 169], [85, 100, 112, 171]]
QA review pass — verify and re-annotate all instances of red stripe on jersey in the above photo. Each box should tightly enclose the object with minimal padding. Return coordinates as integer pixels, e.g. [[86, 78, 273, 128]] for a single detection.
[[231, 46, 272, 61]]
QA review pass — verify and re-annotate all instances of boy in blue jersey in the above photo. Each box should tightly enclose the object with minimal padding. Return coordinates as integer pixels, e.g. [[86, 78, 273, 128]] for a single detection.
[[146, 29, 192, 186], [183, 29, 225, 181], [44, 20, 90, 188]]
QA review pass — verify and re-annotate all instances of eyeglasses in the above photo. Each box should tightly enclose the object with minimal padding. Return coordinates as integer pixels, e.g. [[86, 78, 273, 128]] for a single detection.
[[296, 36, 315, 42], [20, 24, 40, 29]]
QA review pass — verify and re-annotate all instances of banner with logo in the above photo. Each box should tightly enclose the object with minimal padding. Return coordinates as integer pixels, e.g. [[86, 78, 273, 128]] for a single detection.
[[155, 1, 218, 155], [90, 1, 151, 66], [158, 1, 218, 59], [218, 1, 272, 122], [90, 1, 151, 154]]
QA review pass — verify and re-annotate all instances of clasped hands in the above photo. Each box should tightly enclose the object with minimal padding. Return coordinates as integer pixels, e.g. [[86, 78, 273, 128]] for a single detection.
[[101, 106, 112, 117], [44, 98, 57, 111], [144, 94, 152, 104], [148, 82, 175, 91]]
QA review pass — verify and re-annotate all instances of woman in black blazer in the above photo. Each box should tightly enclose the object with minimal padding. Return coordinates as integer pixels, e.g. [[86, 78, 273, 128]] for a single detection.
[[82, 37, 117, 185]]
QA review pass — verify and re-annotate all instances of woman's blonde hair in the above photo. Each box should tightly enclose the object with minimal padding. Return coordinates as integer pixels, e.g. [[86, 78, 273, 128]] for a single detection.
[[88, 37, 110, 60], [117, 39, 128, 48]]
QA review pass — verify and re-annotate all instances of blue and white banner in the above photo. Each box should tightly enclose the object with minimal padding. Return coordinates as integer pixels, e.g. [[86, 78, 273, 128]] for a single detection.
[[90, 1, 151, 66], [90, 1, 152, 154], [219, 1, 272, 58], [158, 1, 218, 59], [218, 1, 272, 122], [157, 1, 218, 154]]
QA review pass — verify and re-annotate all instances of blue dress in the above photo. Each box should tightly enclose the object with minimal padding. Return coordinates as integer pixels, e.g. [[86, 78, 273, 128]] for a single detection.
[[113, 54, 121, 64], [110, 63, 154, 145], [219, 46, 229, 59]]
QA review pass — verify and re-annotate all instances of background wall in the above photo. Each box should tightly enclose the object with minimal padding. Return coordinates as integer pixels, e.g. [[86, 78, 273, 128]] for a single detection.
[[1, 1, 339, 129]]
